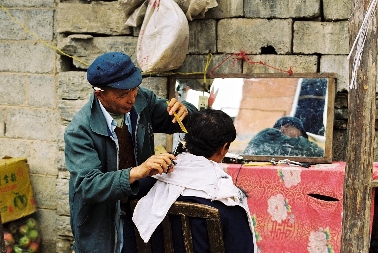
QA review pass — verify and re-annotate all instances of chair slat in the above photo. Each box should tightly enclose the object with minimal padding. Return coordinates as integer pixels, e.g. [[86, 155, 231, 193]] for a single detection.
[[161, 216, 174, 253], [181, 215, 194, 252], [130, 200, 225, 253], [206, 219, 225, 252]]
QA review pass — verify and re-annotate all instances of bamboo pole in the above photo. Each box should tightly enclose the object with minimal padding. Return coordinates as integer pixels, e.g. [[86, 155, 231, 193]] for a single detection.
[[341, 0, 377, 252]]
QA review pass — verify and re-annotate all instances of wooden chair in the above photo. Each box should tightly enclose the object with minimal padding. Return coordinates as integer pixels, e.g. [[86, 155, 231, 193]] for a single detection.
[[130, 200, 225, 253]]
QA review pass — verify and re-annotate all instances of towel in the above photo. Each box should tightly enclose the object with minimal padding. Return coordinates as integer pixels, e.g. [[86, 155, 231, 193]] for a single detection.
[[132, 153, 256, 251]]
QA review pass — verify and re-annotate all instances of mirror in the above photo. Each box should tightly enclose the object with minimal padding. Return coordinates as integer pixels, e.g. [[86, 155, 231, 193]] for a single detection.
[[167, 73, 336, 164]]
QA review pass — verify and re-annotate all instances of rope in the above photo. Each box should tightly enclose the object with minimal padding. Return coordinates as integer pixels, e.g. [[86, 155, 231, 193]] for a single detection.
[[348, 0, 377, 89], [203, 53, 213, 85], [209, 51, 293, 76]]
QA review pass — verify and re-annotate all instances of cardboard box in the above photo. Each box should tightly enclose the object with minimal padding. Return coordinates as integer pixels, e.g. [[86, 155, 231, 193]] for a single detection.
[[226, 162, 374, 253], [0, 157, 37, 223]]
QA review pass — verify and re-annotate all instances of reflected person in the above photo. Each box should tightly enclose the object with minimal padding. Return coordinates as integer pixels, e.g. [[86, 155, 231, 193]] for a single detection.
[[244, 116, 324, 157]]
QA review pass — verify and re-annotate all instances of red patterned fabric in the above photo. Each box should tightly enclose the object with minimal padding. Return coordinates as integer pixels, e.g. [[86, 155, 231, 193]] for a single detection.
[[226, 162, 375, 253]]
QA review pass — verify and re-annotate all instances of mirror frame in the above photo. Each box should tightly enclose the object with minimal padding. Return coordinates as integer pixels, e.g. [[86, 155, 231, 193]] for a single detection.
[[167, 73, 336, 164]]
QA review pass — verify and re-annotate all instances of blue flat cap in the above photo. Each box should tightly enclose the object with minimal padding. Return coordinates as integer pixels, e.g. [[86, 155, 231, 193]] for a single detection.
[[87, 52, 142, 90]]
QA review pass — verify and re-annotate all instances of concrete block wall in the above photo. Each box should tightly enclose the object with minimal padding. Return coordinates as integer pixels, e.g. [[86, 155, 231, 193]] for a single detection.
[[0, 0, 372, 252], [0, 1, 58, 252]]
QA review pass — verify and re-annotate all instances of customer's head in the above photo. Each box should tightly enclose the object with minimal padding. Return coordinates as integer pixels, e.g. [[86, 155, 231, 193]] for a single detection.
[[273, 116, 308, 138], [87, 52, 142, 114], [185, 109, 236, 160]]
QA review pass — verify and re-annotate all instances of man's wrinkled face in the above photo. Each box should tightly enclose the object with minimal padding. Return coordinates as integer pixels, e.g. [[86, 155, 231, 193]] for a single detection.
[[94, 86, 139, 114]]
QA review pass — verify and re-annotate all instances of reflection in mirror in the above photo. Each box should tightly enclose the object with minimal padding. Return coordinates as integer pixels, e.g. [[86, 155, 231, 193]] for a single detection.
[[170, 74, 336, 163]]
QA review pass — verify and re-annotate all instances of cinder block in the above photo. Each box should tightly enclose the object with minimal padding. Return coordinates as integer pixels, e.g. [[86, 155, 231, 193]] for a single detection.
[[243, 55, 318, 74], [33, 209, 58, 251], [294, 21, 348, 54], [177, 54, 242, 75], [26, 9, 54, 41], [0, 9, 24, 40], [0, 74, 27, 105], [57, 128, 66, 152], [320, 55, 349, 92], [5, 107, 60, 141], [56, 174, 70, 216], [56, 238, 73, 253], [57, 153, 66, 175], [1, 0, 54, 7], [57, 71, 92, 100], [0, 138, 31, 158], [56, 215, 73, 237], [323, 0, 351, 20], [57, 71, 92, 122], [205, 0, 243, 18], [245, 0, 320, 18], [57, 36, 138, 69], [141, 77, 168, 98], [29, 140, 58, 176], [56, 2, 131, 35], [58, 99, 88, 123], [188, 19, 216, 54], [0, 42, 55, 73], [210, 54, 243, 75], [218, 18, 292, 54], [30, 174, 57, 209], [28, 75, 55, 108], [176, 54, 211, 74]]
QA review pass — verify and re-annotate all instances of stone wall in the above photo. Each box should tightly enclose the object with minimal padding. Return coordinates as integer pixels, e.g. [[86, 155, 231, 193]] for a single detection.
[[0, 0, 58, 252], [0, 0, 373, 252]]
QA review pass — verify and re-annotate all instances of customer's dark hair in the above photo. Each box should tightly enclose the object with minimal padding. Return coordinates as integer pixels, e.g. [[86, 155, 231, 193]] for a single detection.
[[184, 109, 236, 158]]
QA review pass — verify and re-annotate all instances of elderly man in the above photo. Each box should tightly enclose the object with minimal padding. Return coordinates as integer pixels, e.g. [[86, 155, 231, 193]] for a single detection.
[[64, 52, 197, 253]]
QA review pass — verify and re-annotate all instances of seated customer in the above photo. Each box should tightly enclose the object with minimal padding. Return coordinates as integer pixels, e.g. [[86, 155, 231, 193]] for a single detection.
[[244, 116, 324, 157], [123, 109, 256, 253]]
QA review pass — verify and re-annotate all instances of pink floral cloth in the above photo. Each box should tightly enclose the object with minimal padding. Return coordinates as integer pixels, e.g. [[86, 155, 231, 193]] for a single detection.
[[226, 162, 376, 253]]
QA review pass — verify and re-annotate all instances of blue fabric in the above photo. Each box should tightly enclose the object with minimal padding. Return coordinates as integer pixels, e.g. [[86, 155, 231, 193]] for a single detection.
[[122, 177, 255, 253], [87, 52, 142, 90]]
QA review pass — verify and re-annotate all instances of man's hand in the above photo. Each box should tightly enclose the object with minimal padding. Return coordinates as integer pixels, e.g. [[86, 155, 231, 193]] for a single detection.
[[129, 153, 176, 184], [167, 98, 188, 123]]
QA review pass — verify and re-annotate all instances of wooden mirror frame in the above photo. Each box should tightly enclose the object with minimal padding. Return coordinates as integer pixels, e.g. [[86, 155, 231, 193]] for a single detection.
[[167, 73, 336, 164]]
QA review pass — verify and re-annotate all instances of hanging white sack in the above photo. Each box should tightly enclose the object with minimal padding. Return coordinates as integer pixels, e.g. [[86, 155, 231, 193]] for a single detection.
[[137, 0, 189, 73]]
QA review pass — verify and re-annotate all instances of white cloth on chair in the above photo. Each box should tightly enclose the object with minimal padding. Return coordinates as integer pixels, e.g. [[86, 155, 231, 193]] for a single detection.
[[132, 152, 256, 251]]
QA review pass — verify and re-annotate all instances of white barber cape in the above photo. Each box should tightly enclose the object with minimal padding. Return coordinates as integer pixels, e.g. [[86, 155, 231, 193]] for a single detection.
[[132, 153, 257, 251]]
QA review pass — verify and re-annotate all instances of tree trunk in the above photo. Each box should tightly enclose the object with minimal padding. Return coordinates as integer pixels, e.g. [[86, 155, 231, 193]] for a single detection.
[[341, 0, 377, 252]]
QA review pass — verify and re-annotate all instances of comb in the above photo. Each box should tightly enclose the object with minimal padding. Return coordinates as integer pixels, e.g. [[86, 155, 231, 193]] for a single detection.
[[166, 100, 188, 133]]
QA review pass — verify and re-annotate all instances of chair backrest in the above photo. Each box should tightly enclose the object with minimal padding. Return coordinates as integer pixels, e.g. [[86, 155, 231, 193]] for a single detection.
[[130, 200, 225, 253]]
